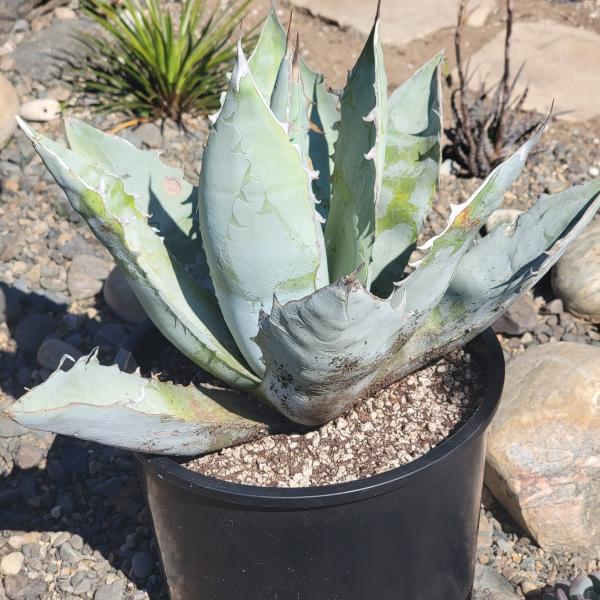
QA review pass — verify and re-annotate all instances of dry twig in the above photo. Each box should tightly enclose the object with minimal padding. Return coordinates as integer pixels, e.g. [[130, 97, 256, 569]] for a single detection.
[[444, 0, 541, 177]]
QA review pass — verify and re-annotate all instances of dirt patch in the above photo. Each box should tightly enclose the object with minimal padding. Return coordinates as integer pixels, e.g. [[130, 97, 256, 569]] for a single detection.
[[182, 348, 485, 487], [251, 0, 600, 118], [257, 0, 504, 92]]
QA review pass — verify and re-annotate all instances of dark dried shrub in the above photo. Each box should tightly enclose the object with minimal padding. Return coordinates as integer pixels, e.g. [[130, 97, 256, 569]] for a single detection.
[[443, 0, 542, 178]]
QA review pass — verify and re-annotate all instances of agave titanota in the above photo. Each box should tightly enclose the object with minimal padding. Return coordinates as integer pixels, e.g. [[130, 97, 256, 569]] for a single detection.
[[9, 4, 600, 455]]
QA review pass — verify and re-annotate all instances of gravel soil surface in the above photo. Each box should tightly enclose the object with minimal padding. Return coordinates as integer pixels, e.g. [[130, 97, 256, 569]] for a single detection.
[[186, 349, 483, 487]]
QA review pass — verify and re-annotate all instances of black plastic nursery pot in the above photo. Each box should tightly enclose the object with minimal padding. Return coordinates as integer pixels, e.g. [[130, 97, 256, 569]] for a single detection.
[[121, 324, 505, 600]]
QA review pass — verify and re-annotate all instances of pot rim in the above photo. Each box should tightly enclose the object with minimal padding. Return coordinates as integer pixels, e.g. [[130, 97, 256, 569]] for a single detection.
[[123, 323, 504, 508]]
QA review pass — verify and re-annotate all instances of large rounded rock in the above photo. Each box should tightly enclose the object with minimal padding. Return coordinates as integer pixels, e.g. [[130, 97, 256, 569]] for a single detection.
[[485, 342, 600, 556], [12, 18, 95, 84], [289, 0, 495, 48], [0, 74, 19, 148], [552, 220, 600, 322], [467, 21, 600, 121]]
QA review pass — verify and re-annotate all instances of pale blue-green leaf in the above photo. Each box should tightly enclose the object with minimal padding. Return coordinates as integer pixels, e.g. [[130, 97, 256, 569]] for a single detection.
[[265, 15, 340, 217], [270, 41, 312, 163], [254, 151, 517, 425], [299, 60, 339, 218], [8, 354, 276, 455], [18, 118, 259, 391], [256, 124, 551, 425], [369, 53, 443, 295], [325, 15, 387, 285], [199, 45, 328, 377], [269, 37, 293, 122], [370, 117, 548, 342], [383, 179, 600, 381], [248, 3, 287, 102], [256, 275, 407, 425], [64, 118, 210, 288]]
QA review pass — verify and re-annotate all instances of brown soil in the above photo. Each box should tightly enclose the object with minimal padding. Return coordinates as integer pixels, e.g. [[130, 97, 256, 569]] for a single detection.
[[252, 0, 498, 93], [252, 0, 600, 102], [180, 348, 485, 487]]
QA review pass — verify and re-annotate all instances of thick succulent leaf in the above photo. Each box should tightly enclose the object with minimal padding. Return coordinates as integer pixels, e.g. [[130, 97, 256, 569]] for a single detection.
[[299, 61, 340, 218], [64, 118, 210, 287], [385, 117, 550, 346], [263, 11, 339, 217], [8, 354, 277, 455], [400, 118, 547, 303], [199, 45, 328, 377], [19, 119, 259, 392], [384, 179, 600, 380], [248, 2, 287, 102], [325, 11, 387, 285], [256, 275, 407, 425], [369, 53, 443, 295], [419, 116, 549, 253], [270, 38, 312, 163], [256, 125, 549, 425], [269, 35, 294, 122]]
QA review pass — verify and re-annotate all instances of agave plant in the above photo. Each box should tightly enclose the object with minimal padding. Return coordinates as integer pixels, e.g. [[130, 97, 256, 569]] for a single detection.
[[8, 5, 600, 455], [544, 573, 600, 600]]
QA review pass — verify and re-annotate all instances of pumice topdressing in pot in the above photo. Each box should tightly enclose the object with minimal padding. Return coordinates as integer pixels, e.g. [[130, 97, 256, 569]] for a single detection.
[[149, 342, 485, 488]]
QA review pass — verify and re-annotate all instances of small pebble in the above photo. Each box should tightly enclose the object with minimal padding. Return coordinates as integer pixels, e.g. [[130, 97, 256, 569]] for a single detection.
[[1, 551, 24, 575]]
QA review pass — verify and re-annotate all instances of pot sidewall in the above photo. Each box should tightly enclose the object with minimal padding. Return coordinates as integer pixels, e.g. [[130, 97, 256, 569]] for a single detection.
[[127, 325, 504, 600]]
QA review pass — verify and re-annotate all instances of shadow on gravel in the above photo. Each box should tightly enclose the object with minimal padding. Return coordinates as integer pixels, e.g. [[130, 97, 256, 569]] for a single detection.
[[0, 284, 167, 598], [0, 281, 133, 395], [0, 284, 68, 397], [0, 436, 168, 599]]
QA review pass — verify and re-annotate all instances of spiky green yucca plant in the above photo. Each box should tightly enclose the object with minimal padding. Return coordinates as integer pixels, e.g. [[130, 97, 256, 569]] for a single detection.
[[8, 6, 600, 455], [75, 0, 254, 120]]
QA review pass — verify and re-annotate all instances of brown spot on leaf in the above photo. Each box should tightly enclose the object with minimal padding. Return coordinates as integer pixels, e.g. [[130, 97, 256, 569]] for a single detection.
[[454, 211, 481, 230], [164, 177, 182, 196]]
